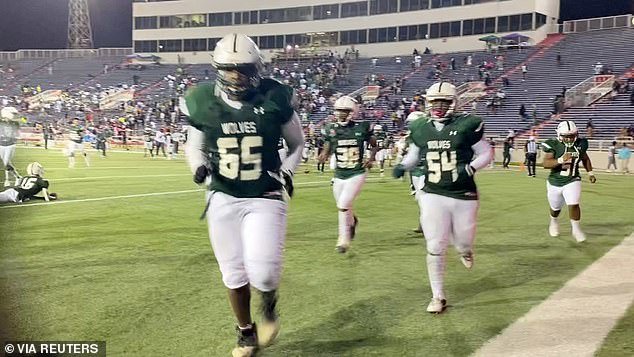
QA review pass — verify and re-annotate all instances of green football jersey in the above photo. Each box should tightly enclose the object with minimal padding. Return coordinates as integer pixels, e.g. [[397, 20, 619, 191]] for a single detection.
[[326, 121, 372, 179], [541, 138, 588, 187], [408, 113, 484, 200], [69, 126, 84, 144], [14, 175, 49, 201], [0, 120, 20, 146], [184, 78, 295, 199], [375, 132, 388, 149]]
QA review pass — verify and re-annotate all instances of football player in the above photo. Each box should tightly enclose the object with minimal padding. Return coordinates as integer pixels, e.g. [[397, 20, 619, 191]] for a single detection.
[[0, 162, 56, 204], [0, 106, 21, 187], [374, 125, 388, 177], [318, 96, 378, 254], [541, 120, 596, 242], [393, 82, 492, 313], [181, 33, 304, 357], [143, 128, 154, 157], [66, 119, 90, 168]]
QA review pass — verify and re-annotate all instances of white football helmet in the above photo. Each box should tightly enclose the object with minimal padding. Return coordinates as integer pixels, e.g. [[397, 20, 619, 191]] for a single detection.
[[1, 106, 19, 121], [333, 96, 358, 124], [556, 120, 578, 147], [406, 111, 425, 123], [425, 82, 457, 122], [373, 125, 382, 133], [26, 162, 44, 177], [212, 33, 264, 99]]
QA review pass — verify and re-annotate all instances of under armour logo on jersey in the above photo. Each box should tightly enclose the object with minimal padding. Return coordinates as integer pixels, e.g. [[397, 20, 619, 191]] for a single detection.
[[449, 131, 458, 136], [253, 107, 265, 115]]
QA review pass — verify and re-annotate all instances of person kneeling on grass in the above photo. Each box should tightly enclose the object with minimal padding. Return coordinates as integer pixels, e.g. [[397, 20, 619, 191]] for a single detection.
[[0, 162, 57, 204]]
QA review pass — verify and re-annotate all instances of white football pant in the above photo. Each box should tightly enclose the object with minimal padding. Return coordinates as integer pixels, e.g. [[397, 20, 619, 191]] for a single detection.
[[419, 193, 479, 300], [411, 174, 425, 201], [206, 191, 287, 292], [0, 145, 16, 166], [546, 181, 581, 210], [333, 173, 366, 245], [0, 188, 19, 203]]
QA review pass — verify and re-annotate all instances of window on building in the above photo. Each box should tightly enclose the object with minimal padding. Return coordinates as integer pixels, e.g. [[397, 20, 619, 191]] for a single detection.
[[450, 21, 461, 37], [431, 0, 462, 9], [250, 11, 258, 24], [183, 39, 207, 52], [258, 35, 284, 49], [341, 1, 368, 18], [462, 19, 473, 36], [398, 24, 428, 41], [340, 29, 367, 45], [134, 17, 157, 30], [509, 14, 521, 31], [314, 4, 339, 20], [484, 17, 496, 33], [464, 0, 501, 4], [400, 0, 429, 12], [429, 23, 439, 38], [158, 40, 182, 52], [370, 0, 398, 15], [285, 33, 311, 46], [440, 22, 450, 37], [473, 18, 485, 35], [369, 27, 397, 43], [260, 7, 312, 23], [497, 15, 509, 32], [134, 40, 157, 53], [535, 13, 547, 28], [209, 12, 232, 26], [159, 14, 206, 28], [208, 38, 221, 51], [520, 13, 533, 31]]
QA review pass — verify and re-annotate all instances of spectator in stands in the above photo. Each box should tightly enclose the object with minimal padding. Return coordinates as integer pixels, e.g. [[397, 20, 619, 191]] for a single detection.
[[521, 64, 528, 80], [594, 62, 603, 75], [471, 101, 477, 114], [502, 138, 512, 169], [502, 75, 510, 87], [607, 141, 618, 172], [450, 57, 456, 70], [556, 52, 562, 66], [618, 143, 631, 174], [586, 119, 595, 139], [519, 104, 528, 121]]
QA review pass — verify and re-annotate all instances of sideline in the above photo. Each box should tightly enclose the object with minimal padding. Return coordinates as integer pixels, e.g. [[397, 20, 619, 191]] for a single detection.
[[473, 232, 634, 357]]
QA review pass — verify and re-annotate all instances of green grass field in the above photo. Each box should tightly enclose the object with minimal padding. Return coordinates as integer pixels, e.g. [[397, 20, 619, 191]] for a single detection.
[[1, 148, 633, 356]]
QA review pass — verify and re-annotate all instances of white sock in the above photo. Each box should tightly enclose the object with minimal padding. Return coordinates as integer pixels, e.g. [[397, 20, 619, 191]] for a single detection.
[[426, 254, 446, 300], [550, 216, 558, 224], [338, 210, 351, 242], [570, 219, 582, 232]]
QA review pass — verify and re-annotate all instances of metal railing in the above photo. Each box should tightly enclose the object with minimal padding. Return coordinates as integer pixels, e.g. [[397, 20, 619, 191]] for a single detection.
[[564, 75, 615, 108], [561, 14, 632, 34], [0, 48, 133, 62]]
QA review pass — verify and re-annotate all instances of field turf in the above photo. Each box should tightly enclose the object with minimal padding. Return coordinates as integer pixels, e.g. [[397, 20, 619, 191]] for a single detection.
[[1, 148, 632, 356]]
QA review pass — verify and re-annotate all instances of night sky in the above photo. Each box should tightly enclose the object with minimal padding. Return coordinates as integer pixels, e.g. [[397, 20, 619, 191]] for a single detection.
[[0, 0, 631, 51]]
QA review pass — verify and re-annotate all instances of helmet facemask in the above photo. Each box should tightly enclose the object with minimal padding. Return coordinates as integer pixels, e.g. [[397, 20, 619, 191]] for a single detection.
[[335, 109, 353, 124], [215, 64, 261, 100], [429, 99, 454, 121], [558, 133, 577, 148]]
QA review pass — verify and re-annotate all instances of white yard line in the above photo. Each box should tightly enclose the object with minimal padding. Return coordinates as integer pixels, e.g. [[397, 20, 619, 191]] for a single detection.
[[473, 232, 634, 357], [49, 174, 190, 182], [1, 178, 385, 209]]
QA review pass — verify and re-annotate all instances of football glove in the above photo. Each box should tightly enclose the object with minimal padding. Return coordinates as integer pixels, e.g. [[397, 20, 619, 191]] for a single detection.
[[194, 165, 211, 185], [392, 165, 406, 179]]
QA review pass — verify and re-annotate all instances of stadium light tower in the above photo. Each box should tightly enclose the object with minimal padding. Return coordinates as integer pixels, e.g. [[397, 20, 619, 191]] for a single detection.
[[67, 0, 94, 49]]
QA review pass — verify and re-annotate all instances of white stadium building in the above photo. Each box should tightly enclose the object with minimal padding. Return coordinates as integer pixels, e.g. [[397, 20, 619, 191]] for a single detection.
[[132, 0, 560, 63]]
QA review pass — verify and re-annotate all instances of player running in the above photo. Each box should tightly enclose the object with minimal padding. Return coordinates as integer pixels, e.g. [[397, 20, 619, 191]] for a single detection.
[[318, 95, 378, 254], [181, 33, 304, 357], [541, 120, 596, 243], [374, 125, 388, 177], [0, 162, 57, 204], [393, 82, 492, 313], [0, 106, 21, 187], [66, 119, 90, 168]]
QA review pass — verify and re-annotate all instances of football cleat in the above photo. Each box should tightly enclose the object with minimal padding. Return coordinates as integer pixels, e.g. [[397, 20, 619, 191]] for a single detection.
[[258, 319, 280, 348], [335, 245, 348, 254], [460, 252, 474, 270], [232, 325, 258, 357], [350, 216, 359, 241], [548, 219, 560, 237], [426, 298, 447, 314], [572, 229, 587, 243]]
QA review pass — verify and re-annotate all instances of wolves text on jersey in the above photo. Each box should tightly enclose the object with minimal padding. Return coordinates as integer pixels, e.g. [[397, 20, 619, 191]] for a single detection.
[[337, 139, 358, 146], [427, 140, 452, 150], [220, 122, 257, 135]]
